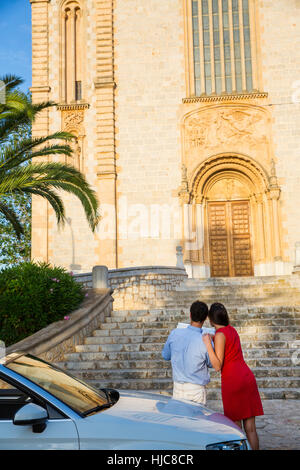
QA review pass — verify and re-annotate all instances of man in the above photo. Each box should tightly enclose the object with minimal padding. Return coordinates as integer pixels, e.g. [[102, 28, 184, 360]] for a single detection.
[[162, 301, 212, 405]]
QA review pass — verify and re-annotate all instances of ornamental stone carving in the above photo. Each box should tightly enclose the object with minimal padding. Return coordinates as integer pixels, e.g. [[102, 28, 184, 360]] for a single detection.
[[183, 105, 272, 171], [62, 109, 85, 134], [61, 109, 86, 171]]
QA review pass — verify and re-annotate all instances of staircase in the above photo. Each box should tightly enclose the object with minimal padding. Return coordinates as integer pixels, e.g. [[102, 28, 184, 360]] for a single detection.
[[156, 276, 300, 308], [57, 304, 300, 400]]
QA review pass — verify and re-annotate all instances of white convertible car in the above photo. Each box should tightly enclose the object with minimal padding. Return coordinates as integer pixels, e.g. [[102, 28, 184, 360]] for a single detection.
[[0, 353, 249, 450]]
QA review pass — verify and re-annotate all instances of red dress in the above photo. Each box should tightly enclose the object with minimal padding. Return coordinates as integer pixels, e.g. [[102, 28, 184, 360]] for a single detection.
[[215, 325, 264, 422]]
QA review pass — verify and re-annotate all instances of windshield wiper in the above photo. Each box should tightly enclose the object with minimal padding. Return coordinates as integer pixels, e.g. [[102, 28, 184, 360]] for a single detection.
[[83, 403, 112, 416], [101, 388, 113, 405]]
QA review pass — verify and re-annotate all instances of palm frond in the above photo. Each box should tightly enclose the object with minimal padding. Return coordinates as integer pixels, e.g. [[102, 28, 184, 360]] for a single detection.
[[4, 90, 31, 113], [0, 109, 32, 144], [0, 132, 74, 170], [22, 187, 66, 225], [0, 200, 24, 238], [0, 162, 100, 231], [0, 75, 23, 94], [0, 74, 100, 235]]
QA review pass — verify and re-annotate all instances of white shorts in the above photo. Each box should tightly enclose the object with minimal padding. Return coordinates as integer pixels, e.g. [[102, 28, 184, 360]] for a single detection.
[[173, 382, 207, 405]]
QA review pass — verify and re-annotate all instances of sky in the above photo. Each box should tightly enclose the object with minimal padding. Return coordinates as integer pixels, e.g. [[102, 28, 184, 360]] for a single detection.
[[0, 0, 32, 93]]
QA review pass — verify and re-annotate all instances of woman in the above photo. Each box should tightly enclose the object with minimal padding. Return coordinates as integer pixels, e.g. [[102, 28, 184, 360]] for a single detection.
[[202, 303, 264, 450]]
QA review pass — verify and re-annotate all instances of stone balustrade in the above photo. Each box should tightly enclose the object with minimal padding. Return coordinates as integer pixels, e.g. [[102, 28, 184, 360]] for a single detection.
[[7, 289, 113, 363], [74, 265, 188, 310], [108, 266, 188, 310]]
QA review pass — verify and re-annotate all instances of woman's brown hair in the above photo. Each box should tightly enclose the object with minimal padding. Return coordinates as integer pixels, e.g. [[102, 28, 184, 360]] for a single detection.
[[209, 303, 230, 326]]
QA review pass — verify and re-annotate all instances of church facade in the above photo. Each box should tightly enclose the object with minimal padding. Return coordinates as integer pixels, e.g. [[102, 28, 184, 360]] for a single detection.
[[30, 0, 300, 278]]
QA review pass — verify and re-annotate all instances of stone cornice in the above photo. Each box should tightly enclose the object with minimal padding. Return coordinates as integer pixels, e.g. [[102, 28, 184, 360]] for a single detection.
[[183, 92, 268, 104], [57, 103, 90, 111], [94, 80, 117, 90], [30, 86, 51, 93], [97, 171, 117, 180]]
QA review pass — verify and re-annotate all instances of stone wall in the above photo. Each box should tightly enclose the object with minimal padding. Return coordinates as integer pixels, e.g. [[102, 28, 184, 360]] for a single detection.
[[74, 266, 188, 310], [258, 0, 300, 273], [30, 0, 300, 277], [73, 272, 93, 289], [109, 266, 188, 310], [114, 0, 184, 268]]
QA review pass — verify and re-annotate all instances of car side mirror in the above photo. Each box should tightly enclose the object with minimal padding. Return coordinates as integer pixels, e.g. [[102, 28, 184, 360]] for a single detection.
[[13, 403, 48, 433]]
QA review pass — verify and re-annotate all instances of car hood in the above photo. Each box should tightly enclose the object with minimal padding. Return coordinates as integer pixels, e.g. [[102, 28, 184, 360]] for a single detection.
[[76, 390, 247, 450]]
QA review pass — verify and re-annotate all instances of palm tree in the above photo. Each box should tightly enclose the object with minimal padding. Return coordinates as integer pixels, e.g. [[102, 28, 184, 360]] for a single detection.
[[0, 75, 100, 238]]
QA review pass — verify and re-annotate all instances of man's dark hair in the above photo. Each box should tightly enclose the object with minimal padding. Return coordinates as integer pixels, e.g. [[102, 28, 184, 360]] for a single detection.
[[190, 301, 208, 323], [209, 303, 230, 326]]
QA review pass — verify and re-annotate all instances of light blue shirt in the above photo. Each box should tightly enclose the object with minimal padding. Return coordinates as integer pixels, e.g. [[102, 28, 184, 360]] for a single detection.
[[162, 326, 212, 386]]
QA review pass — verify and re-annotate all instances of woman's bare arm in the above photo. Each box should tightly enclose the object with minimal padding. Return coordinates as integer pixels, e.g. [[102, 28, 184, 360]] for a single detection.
[[203, 332, 226, 372]]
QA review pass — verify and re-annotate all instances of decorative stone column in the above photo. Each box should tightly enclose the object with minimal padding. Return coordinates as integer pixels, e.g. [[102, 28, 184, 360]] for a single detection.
[[193, 196, 209, 278], [71, 9, 77, 102], [255, 192, 266, 262], [178, 164, 192, 275], [30, 0, 51, 263], [292, 243, 300, 274], [268, 160, 281, 261], [269, 187, 281, 261], [92, 265, 109, 288], [94, 0, 118, 269], [176, 246, 185, 268]]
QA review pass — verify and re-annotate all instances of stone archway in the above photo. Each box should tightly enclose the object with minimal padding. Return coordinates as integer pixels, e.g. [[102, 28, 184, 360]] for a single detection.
[[205, 174, 254, 277], [180, 154, 283, 278]]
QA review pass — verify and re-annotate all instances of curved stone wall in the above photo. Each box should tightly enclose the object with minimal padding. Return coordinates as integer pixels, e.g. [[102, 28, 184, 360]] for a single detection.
[[108, 266, 188, 310], [6, 289, 113, 363]]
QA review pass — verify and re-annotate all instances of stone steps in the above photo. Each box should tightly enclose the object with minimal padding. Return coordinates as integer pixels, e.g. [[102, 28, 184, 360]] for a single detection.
[[110, 308, 300, 321], [147, 388, 300, 400], [63, 366, 300, 381], [106, 316, 300, 326], [161, 289, 300, 308], [67, 347, 297, 361], [76, 377, 300, 400], [83, 333, 298, 347], [56, 302, 300, 400], [61, 356, 297, 369], [97, 321, 299, 331]]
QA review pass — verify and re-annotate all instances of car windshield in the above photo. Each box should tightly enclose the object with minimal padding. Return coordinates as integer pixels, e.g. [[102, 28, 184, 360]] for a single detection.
[[5, 355, 108, 415]]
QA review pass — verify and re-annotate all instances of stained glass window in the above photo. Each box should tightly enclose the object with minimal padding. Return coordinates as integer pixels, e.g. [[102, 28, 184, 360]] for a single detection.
[[191, 0, 254, 95]]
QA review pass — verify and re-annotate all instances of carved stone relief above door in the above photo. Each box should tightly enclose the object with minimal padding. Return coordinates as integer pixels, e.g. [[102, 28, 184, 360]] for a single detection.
[[182, 105, 273, 175]]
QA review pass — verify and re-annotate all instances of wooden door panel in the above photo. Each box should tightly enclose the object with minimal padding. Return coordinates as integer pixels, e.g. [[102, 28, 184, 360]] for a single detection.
[[208, 203, 230, 277], [232, 238, 253, 276], [208, 200, 253, 277], [210, 239, 230, 277], [231, 201, 253, 276]]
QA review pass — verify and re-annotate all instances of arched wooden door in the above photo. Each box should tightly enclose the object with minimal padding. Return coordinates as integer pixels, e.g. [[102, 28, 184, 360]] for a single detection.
[[187, 154, 283, 279], [208, 199, 253, 277]]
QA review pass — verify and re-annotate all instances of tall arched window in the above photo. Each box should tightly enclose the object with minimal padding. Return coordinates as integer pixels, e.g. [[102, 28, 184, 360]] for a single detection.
[[61, 1, 83, 103], [188, 0, 259, 96]]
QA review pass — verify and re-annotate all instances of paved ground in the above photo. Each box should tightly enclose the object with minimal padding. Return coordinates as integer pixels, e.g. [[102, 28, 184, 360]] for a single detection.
[[207, 399, 300, 450]]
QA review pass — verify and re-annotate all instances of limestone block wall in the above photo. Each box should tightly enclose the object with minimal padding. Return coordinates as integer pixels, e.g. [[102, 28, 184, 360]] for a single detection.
[[74, 266, 188, 310], [109, 267, 188, 310], [30, 0, 300, 277], [46, 0, 99, 273], [114, 0, 185, 268], [30, 0, 51, 264], [258, 0, 300, 271]]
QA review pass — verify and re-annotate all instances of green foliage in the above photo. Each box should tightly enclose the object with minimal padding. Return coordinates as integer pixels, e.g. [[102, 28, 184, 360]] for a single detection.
[[0, 74, 100, 238], [0, 119, 32, 264], [0, 262, 85, 346], [0, 192, 31, 266]]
